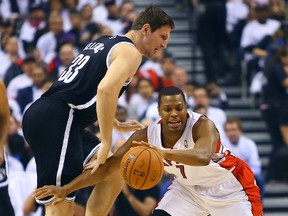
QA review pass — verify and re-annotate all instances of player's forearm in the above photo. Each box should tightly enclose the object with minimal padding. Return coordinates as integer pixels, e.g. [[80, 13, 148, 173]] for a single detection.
[[162, 148, 211, 166], [64, 156, 121, 195], [96, 87, 118, 146]]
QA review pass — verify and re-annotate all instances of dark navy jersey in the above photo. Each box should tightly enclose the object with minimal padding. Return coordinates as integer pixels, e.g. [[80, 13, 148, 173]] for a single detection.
[[42, 35, 135, 126]]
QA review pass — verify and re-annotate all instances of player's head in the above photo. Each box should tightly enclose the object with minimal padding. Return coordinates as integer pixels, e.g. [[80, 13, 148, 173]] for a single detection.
[[158, 86, 187, 133], [131, 6, 174, 57]]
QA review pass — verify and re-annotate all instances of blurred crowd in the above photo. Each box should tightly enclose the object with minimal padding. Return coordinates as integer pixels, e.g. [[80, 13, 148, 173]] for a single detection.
[[0, 0, 288, 215]]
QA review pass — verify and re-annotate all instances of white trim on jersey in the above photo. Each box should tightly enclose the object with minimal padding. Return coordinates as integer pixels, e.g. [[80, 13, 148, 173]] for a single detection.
[[105, 41, 136, 68], [68, 95, 96, 110], [0, 148, 9, 188], [0, 180, 8, 187], [35, 195, 76, 205], [56, 108, 74, 186], [83, 143, 102, 166]]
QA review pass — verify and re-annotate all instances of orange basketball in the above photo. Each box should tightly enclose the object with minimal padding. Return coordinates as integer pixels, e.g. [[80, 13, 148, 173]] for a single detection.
[[120, 146, 164, 190]]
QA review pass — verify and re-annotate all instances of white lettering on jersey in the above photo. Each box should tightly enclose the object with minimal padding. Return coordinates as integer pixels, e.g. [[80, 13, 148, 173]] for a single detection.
[[83, 42, 104, 53]]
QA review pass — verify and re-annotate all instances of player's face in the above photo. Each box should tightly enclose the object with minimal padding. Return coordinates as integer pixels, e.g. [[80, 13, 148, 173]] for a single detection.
[[158, 94, 187, 133], [143, 25, 171, 57]]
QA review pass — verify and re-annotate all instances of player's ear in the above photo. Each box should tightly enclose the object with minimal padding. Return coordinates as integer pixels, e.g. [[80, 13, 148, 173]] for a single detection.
[[141, 24, 151, 36]]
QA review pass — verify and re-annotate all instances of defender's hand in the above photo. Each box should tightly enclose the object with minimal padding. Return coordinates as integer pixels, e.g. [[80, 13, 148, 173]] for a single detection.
[[33, 185, 67, 205], [115, 120, 144, 134], [90, 144, 110, 174]]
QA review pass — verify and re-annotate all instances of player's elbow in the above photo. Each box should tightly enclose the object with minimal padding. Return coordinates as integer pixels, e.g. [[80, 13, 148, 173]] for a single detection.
[[97, 84, 113, 97], [197, 153, 211, 166]]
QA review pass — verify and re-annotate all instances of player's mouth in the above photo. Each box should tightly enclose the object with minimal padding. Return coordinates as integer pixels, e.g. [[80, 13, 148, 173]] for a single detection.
[[168, 121, 182, 128]]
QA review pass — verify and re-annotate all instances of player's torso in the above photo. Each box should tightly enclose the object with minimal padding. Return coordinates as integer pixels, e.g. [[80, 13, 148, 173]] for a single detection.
[[42, 35, 134, 125], [147, 111, 232, 186]]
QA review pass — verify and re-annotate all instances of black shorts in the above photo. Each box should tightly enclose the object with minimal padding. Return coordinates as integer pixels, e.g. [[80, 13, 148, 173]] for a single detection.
[[0, 157, 8, 188], [23, 97, 100, 204]]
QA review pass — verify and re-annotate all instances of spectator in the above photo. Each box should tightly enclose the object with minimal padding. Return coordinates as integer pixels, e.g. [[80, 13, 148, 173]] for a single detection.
[[111, 184, 160, 216], [240, 4, 281, 84], [193, 0, 227, 83], [19, 4, 46, 53], [205, 82, 229, 110], [48, 43, 76, 78], [7, 56, 37, 100], [111, 105, 133, 153], [260, 46, 288, 183], [192, 86, 227, 138], [102, 0, 125, 35], [36, 11, 64, 65], [224, 118, 265, 198], [128, 78, 158, 121], [16, 66, 47, 114], [1, 36, 23, 85]]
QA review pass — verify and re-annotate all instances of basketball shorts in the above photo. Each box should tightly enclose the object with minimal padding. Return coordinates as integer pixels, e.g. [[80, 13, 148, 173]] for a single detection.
[[22, 97, 100, 205], [156, 159, 263, 216]]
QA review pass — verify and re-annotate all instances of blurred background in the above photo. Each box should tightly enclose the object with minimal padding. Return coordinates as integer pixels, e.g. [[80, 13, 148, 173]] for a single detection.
[[1, 0, 288, 215]]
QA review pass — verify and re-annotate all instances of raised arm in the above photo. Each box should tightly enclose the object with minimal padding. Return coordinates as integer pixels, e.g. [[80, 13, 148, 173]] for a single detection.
[[94, 44, 142, 171], [34, 128, 148, 200], [162, 116, 219, 166], [0, 81, 10, 164]]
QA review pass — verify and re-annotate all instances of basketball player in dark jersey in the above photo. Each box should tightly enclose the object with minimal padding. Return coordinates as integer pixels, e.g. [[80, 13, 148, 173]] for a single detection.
[[22, 6, 174, 216], [0, 81, 15, 216]]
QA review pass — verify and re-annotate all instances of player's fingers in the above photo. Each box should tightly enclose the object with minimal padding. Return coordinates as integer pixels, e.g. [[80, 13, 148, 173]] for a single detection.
[[34, 191, 53, 200], [33, 185, 51, 196], [131, 141, 143, 146], [91, 162, 100, 174]]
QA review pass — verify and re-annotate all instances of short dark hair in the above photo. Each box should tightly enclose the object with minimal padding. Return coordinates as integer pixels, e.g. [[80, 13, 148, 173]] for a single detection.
[[131, 6, 174, 32], [158, 86, 186, 106], [225, 118, 243, 131]]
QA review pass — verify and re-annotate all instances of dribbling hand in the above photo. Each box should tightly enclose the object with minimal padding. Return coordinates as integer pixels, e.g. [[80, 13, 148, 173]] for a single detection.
[[132, 141, 164, 157], [33, 185, 67, 205]]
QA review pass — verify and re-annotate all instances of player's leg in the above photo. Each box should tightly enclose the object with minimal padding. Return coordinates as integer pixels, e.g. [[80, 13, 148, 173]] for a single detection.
[[155, 181, 208, 216], [45, 201, 75, 216], [85, 170, 124, 216], [23, 98, 83, 215]]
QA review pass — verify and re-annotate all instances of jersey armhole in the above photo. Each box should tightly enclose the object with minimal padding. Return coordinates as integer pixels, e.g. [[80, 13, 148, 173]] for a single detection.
[[106, 42, 136, 68]]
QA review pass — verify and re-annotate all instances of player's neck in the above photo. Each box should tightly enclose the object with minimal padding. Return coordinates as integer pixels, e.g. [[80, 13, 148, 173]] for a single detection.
[[161, 130, 182, 149], [125, 30, 143, 55]]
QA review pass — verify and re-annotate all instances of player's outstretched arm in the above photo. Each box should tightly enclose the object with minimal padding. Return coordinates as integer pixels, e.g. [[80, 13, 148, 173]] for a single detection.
[[93, 44, 142, 172], [0, 81, 10, 164], [33, 128, 148, 202]]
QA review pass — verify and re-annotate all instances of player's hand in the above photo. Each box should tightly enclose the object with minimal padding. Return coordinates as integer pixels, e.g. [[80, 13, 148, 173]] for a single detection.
[[89, 144, 110, 174], [33, 185, 67, 205], [132, 141, 164, 157], [114, 119, 145, 134]]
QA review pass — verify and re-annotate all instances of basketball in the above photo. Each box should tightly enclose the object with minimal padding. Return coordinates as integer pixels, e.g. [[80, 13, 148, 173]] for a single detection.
[[120, 146, 164, 190]]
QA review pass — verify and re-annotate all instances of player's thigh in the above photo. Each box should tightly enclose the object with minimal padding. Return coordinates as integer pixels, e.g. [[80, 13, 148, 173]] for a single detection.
[[45, 200, 74, 216], [210, 200, 253, 216], [156, 187, 208, 216], [152, 209, 171, 216]]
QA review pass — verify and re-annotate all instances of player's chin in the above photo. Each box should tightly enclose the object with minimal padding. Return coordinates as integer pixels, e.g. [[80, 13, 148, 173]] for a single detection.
[[167, 123, 183, 132]]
